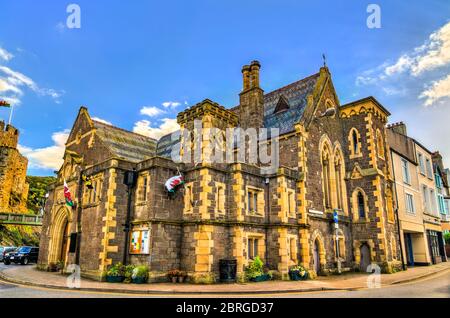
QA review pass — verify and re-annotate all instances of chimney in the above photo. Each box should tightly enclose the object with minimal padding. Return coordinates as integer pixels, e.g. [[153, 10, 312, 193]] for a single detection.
[[239, 60, 264, 129], [242, 65, 251, 91], [250, 60, 261, 88], [387, 122, 407, 136]]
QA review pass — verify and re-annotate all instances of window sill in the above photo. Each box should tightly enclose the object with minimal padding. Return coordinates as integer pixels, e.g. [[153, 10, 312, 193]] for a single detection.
[[247, 211, 264, 218], [353, 218, 369, 223]]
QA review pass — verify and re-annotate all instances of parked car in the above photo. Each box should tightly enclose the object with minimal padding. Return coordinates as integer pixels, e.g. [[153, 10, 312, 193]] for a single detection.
[[0, 247, 17, 262], [3, 246, 39, 265]]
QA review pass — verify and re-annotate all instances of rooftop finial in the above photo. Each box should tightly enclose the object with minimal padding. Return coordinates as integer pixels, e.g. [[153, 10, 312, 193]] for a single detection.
[[322, 53, 327, 67]]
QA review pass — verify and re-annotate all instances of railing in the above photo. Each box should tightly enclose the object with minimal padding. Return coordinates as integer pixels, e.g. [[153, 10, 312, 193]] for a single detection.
[[0, 212, 43, 226]]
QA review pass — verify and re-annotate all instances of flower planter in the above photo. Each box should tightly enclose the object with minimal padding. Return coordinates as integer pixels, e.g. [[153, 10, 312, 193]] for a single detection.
[[106, 275, 125, 283], [132, 277, 148, 284], [250, 274, 271, 282], [289, 271, 308, 281]]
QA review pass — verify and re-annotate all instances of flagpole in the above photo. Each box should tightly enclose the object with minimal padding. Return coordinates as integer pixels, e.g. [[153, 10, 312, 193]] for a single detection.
[[8, 104, 14, 125]]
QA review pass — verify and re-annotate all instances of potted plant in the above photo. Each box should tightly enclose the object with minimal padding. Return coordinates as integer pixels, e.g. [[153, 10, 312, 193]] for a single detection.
[[288, 265, 309, 281], [245, 256, 271, 282], [132, 265, 149, 284], [167, 269, 181, 283], [178, 271, 187, 283], [106, 262, 125, 283], [56, 260, 65, 274], [123, 264, 136, 283], [48, 262, 58, 272]]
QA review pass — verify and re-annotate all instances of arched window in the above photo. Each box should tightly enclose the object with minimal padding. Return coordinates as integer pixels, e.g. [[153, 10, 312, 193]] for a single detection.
[[334, 152, 344, 210], [349, 128, 361, 158], [216, 184, 225, 215], [376, 129, 385, 159], [357, 192, 366, 218], [386, 188, 395, 223], [321, 146, 332, 209]]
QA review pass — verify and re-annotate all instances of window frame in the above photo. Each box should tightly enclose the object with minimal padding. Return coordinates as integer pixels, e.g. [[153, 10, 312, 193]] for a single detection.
[[405, 192, 415, 215]]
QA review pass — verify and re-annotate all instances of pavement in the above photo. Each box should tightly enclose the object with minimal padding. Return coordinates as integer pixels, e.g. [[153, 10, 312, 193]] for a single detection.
[[0, 262, 449, 295]]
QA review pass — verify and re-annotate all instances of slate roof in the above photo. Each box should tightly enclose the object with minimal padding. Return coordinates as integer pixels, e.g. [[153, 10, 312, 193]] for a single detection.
[[153, 72, 320, 157], [92, 120, 157, 162], [263, 73, 319, 134]]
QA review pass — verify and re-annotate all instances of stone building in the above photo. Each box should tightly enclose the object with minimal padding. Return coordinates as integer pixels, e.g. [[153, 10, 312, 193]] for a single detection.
[[0, 121, 29, 213], [38, 61, 402, 282]]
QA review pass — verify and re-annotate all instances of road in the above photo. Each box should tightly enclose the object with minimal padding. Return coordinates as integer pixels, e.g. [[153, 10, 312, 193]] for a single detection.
[[0, 263, 449, 298]]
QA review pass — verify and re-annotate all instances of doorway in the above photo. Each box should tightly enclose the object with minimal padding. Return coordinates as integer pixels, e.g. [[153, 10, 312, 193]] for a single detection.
[[359, 243, 371, 272], [313, 240, 320, 273], [405, 233, 414, 266]]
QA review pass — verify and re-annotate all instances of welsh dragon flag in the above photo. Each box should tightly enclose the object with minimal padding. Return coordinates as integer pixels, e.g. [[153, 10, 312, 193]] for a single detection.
[[64, 179, 74, 207], [165, 175, 184, 193]]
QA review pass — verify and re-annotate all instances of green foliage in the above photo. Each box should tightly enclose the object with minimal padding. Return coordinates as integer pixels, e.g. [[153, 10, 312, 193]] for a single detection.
[[444, 232, 450, 245], [123, 265, 136, 283], [0, 224, 39, 246], [26, 176, 56, 214], [107, 262, 125, 277], [289, 264, 309, 279], [132, 265, 149, 279], [245, 256, 264, 279]]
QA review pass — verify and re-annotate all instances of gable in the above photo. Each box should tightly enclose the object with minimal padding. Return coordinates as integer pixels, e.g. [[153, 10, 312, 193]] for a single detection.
[[263, 73, 320, 135], [66, 107, 94, 146]]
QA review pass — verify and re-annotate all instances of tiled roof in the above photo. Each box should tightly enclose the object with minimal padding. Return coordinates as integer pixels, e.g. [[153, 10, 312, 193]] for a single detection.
[[263, 73, 319, 134], [152, 73, 320, 158], [92, 120, 157, 162]]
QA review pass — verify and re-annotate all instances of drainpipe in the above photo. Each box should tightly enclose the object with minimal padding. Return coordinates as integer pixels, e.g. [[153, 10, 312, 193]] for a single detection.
[[390, 151, 407, 270], [123, 169, 137, 265], [264, 177, 270, 266], [75, 165, 84, 265]]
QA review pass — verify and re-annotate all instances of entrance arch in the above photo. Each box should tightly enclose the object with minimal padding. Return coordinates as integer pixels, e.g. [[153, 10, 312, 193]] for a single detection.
[[310, 230, 326, 275], [313, 240, 320, 273], [48, 207, 72, 265], [359, 243, 371, 272]]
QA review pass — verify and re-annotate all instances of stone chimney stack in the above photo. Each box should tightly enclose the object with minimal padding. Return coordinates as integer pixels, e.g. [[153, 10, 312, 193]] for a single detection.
[[387, 122, 407, 136], [239, 60, 264, 130]]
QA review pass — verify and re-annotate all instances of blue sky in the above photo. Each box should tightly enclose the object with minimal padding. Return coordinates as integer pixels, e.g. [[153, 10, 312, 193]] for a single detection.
[[0, 0, 449, 176]]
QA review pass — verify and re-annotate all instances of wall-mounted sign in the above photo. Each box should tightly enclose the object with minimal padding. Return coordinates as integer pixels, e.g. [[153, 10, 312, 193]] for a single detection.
[[129, 229, 150, 254]]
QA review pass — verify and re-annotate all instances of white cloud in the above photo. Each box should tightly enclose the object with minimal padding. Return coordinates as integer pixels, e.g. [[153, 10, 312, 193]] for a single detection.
[[356, 21, 450, 105], [91, 116, 112, 125], [162, 101, 181, 108], [140, 106, 166, 117], [18, 129, 69, 170], [384, 55, 414, 76], [420, 74, 450, 106], [0, 65, 64, 105], [133, 118, 179, 140], [0, 47, 14, 62]]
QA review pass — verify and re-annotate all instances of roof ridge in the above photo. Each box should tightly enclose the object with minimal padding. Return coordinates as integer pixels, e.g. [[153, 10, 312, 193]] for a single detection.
[[264, 72, 320, 97], [92, 119, 157, 142]]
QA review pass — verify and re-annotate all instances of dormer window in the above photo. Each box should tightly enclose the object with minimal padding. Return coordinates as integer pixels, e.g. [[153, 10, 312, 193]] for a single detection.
[[273, 95, 290, 114]]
